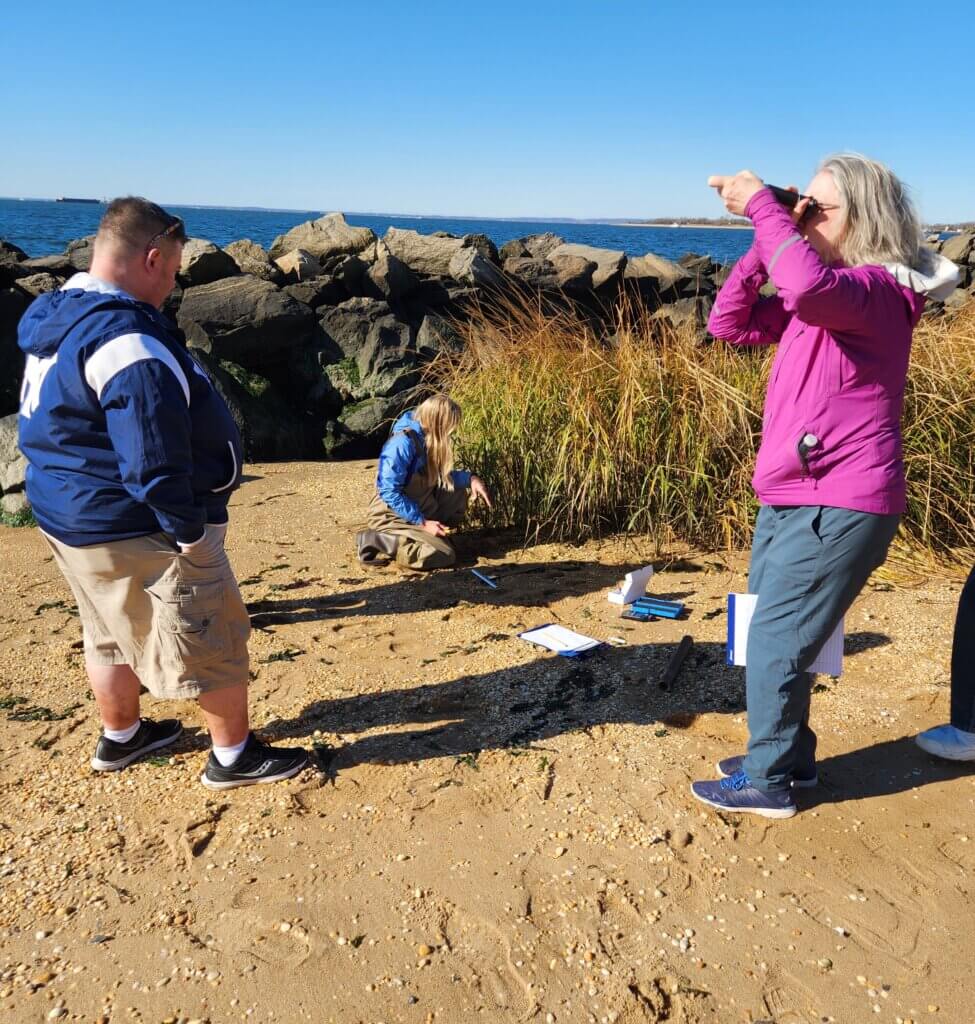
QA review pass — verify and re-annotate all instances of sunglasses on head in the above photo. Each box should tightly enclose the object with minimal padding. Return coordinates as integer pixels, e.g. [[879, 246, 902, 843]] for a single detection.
[[145, 216, 185, 252]]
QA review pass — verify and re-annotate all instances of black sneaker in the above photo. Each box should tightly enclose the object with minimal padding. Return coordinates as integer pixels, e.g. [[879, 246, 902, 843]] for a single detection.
[[200, 733, 310, 790], [91, 718, 183, 772]]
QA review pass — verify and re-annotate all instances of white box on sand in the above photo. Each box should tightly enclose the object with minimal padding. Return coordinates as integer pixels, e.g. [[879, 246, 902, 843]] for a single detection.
[[608, 565, 654, 605]]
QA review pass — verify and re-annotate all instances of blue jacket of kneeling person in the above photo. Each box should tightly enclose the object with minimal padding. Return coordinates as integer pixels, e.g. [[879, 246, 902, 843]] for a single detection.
[[17, 273, 243, 547], [376, 410, 471, 525]]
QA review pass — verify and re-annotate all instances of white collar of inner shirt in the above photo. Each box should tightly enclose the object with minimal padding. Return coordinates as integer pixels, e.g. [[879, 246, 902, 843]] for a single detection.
[[62, 272, 137, 302]]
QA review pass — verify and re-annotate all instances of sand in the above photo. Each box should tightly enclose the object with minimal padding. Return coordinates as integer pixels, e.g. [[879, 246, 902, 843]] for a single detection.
[[0, 460, 971, 1024]]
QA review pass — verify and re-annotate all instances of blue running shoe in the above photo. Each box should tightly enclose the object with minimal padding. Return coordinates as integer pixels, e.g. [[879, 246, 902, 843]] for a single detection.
[[691, 770, 797, 819], [915, 724, 975, 762], [716, 755, 818, 788]]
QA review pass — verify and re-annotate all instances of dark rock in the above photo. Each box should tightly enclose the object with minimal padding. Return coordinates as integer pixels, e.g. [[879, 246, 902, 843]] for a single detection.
[[499, 239, 531, 261], [65, 235, 95, 271], [546, 243, 625, 290], [0, 412, 26, 495], [320, 297, 390, 360], [194, 352, 318, 460], [0, 288, 29, 415], [403, 277, 453, 315], [383, 227, 467, 277], [417, 313, 464, 356], [462, 233, 500, 264], [161, 282, 183, 321], [177, 276, 316, 369], [225, 239, 281, 282], [0, 491, 29, 515], [504, 255, 595, 294], [942, 230, 974, 264], [323, 395, 409, 458], [448, 247, 505, 290], [16, 273, 64, 299], [0, 240, 27, 262], [623, 252, 691, 303], [21, 254, 76, 276], [653, 295, 714, 332], [320, 298, 422, 399], [283, 276, 347, 310], [331, 255, 369, 297], [523, 233, 564, 260], [364, 246, 421, 302], [498, 232, 563, 264], [0, 242, 30, 288], [269, 213, 375, 262], [178, 239, 240, 287], [274, 248, 322, 282]]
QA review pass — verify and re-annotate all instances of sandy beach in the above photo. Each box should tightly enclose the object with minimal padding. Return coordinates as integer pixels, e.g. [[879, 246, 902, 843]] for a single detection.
[[1, 460, 972, 1024]]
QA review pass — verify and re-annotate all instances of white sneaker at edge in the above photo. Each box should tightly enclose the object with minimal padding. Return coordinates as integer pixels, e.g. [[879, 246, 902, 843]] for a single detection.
[[915, 723, 975, 761]]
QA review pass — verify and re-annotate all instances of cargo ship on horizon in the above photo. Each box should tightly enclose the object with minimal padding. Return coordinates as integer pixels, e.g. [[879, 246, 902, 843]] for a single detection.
[[55, 197, 102, 204]]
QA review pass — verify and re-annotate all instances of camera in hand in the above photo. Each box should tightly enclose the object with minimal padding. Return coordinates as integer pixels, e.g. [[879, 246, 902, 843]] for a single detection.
[[766, 184, 820, 215]]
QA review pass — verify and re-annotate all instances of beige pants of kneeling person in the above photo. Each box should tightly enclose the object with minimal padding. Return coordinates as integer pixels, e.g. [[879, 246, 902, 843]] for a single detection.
[[44, 529, 250, 699], [367, 474, 470, 570]]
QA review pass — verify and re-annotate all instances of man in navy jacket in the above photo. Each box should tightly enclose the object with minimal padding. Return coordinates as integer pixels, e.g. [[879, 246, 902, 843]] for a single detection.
[[18, 197, 308, 789]]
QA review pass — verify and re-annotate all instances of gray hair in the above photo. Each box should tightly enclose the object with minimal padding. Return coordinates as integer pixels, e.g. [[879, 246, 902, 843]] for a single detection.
[[820, 153, 923, 269]]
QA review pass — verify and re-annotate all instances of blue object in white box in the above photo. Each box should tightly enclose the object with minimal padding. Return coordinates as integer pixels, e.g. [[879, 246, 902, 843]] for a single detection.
[[727, 593, 843, 675]]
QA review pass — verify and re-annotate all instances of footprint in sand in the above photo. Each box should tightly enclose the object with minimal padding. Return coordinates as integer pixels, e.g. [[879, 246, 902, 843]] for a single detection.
[[794, 879, 919, 968], [761, 966, 821, 1024], [442, 908, 536, 1018]]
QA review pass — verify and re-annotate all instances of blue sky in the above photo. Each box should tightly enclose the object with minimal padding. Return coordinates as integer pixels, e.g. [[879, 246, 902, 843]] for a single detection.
[[2, 1, 972, 221]]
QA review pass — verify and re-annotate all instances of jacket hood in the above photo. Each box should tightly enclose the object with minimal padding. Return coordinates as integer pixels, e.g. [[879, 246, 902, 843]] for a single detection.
[[17, 273, 144, 359], [885, 249, 961, 303]]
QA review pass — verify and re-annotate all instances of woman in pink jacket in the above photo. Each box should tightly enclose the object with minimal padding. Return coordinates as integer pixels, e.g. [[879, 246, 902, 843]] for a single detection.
[[692, 154, 959, 819]]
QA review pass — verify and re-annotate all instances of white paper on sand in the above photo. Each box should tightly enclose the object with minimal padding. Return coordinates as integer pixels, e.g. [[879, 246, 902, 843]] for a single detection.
[[607, 565, 654, 605], [519, 624, 602, 655], [727, 592, 844, 676]]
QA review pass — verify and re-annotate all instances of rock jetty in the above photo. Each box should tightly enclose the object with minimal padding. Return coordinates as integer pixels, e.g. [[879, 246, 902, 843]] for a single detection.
[[1, 218, 972, 513]]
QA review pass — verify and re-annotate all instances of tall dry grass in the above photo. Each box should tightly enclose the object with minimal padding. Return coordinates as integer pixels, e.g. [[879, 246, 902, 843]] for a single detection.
[[426, 293, 975, 566]]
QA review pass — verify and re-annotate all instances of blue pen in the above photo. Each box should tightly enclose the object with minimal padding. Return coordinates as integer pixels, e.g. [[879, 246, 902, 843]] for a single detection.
[[471, 569, 498, 589]]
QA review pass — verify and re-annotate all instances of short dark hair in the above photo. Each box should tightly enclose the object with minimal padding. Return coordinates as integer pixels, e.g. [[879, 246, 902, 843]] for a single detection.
[[97, 196, 188, 252]]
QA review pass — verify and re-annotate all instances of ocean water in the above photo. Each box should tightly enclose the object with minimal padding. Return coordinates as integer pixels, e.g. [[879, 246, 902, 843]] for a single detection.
[[0, 197, 755, 265]]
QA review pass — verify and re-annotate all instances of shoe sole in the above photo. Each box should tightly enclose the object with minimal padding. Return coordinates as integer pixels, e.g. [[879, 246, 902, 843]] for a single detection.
[[915, 736, 975, 761], [199, 755, 309, 790], [91, 725, 184, 772], [691, 785, 797, 819], [715, 761, 818, 788]]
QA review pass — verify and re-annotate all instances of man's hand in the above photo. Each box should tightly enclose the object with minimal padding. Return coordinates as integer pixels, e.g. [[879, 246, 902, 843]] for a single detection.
[[707, 170, 765, 216], [470, 475, 492, 508], [178, 523, 228, 564], [421, 519, 448, 537]]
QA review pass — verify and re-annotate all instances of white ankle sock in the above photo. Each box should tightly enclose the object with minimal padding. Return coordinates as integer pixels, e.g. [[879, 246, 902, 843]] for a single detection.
[[103, 720, 140, 744], [212, 737, 249, 767]]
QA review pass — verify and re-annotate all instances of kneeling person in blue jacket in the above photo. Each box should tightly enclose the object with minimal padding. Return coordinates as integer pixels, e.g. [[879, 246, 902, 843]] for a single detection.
[[357, 395, 492, 569], [18, 197, 308, 789]]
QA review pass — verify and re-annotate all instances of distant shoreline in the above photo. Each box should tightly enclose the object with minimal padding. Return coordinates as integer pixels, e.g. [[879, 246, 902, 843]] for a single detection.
[[618, 221, 752, 231]]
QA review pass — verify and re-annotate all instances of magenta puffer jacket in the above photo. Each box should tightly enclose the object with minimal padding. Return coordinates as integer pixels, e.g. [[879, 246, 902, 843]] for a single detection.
[[709, 187, 960, 515]]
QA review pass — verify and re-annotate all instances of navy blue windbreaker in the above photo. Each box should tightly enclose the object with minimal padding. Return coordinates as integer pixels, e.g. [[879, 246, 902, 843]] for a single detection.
[[17, 274, 242, 546]]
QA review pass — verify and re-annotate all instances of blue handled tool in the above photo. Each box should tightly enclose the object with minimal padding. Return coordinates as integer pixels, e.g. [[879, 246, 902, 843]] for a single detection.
[[632, 597, 684, 619]]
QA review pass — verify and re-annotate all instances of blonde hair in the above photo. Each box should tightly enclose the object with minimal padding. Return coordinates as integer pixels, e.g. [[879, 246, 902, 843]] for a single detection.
[[415, 395, 462, 489], [819, 153, 923, 269]]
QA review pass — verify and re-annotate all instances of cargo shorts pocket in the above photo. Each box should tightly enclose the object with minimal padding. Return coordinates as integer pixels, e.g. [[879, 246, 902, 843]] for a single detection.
[[145, 578, 229, 671]]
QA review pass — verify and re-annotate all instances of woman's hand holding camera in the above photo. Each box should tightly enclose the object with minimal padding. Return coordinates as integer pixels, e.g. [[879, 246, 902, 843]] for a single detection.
[[707, 170, 766, 216]]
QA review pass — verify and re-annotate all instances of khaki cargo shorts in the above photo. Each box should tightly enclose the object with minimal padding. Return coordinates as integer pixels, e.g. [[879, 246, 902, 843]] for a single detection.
[[43, 530, 250, 700]]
